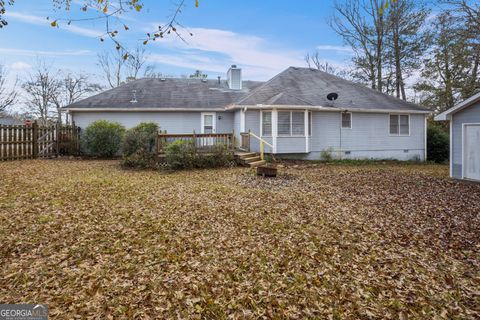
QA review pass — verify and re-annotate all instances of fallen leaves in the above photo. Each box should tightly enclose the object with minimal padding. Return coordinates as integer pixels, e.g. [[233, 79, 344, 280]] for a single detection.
[[0, 160, 478, 319]]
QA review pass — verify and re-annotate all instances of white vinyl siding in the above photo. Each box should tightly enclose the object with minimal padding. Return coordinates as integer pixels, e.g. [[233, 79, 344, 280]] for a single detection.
[[277, 111, 305, 136], [261, 111, 272, 136], [390, 114, 409, 136], [341, 112, 352, 129]]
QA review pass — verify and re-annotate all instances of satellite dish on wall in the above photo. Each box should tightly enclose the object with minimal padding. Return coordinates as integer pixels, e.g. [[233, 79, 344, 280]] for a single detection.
[[327, 92, 339, 101]]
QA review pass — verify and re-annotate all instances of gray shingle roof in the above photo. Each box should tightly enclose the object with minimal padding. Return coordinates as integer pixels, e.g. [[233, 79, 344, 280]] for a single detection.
[[235, 67, 429, 112], [64, 78, 263, 110], [65, 67, 429, 113], [0, 115, 24, 125]]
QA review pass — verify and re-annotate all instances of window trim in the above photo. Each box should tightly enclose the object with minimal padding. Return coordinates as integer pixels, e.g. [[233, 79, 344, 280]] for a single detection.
[[260, 110, 272, 137], [277, 110, 306, 137], [201, 112, 216, 134], [341, 112, 352, 129], [389, 114, 410, 136]]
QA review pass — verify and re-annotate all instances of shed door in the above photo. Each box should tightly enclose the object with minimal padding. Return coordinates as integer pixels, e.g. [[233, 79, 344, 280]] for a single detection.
[[464, 124, 480, 181]]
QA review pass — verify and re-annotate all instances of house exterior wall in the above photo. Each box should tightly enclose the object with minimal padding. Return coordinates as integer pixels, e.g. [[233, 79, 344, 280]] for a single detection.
[[233, 110, 241, 143], [71, 111, 235, 134], [244, 110, 262, 152], [243, 109, 426, 160], [451, 101, 480, 179]]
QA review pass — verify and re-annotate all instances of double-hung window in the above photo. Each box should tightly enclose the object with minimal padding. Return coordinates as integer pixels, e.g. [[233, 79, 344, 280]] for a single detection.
[[261, 111, 272, 136], [390, 114, 409, 135], [277, 111, 305, 136], [341, 112, 352, 129]]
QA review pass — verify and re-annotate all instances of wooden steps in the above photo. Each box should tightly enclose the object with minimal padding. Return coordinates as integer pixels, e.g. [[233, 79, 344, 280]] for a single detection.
[[234, 151, 267, 167]]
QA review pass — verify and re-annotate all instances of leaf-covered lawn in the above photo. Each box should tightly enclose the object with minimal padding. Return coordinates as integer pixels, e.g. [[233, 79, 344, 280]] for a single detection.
[[0, 160, 479, 319]]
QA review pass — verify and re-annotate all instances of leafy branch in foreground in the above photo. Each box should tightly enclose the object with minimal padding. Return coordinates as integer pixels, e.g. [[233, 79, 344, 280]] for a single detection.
[[1, 0, 200, 58]]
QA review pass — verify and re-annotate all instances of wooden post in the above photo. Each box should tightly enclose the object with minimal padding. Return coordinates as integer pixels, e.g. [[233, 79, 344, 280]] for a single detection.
[[55, 122, 60, 157], [32, 121, 38, 159], [192, 129, 197, 151]]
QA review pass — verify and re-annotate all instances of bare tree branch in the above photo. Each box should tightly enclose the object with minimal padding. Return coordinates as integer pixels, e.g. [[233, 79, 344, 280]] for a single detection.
[[0, 64, 18, 112]]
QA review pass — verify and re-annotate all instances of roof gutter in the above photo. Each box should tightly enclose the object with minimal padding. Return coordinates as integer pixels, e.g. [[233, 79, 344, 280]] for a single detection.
[[226, 104, 431, 114], [63, 107, 228, 112]]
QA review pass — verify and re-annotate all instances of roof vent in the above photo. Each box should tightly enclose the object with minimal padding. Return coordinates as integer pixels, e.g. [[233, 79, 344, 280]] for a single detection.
[[327, 92, 339, 101], [130, 90, 138, 104]]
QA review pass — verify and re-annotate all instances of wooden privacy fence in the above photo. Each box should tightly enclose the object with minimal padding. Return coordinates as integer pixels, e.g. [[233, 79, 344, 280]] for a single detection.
[[0, 122, 80, 161], [157, 132, 235, 154]]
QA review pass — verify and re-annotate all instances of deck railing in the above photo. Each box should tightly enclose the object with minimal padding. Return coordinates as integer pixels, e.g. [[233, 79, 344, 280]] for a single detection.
[[240, 132, 250, 151], [239, 131, 274, 160], [157, 132, 235, 154]]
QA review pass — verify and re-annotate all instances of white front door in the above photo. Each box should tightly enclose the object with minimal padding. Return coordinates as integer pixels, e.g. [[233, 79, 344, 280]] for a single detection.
[[463, 124, 480, 181], [201, 113, 216, 134]]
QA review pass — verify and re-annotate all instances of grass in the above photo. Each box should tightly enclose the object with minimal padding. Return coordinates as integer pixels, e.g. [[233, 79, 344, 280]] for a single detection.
[[0, 160, 479, 319]]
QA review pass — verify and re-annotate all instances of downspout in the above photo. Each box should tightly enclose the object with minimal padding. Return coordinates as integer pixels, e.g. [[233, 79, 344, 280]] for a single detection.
[[339, 111, 342, 160]]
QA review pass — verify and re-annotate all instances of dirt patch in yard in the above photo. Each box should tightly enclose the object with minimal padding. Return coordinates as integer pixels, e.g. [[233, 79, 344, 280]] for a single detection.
[[0, 160, 479, 319]]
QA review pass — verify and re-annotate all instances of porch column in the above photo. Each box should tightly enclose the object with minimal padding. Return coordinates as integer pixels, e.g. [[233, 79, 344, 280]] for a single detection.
[[272, 109, 278, 154], [240, 110, 246, 132], [305, 110, 309, 153]]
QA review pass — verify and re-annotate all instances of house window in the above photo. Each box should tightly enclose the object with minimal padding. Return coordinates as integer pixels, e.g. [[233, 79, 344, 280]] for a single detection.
[[308, 111, 312, 136], [278, 111, 291, 135], [277, 111, 306, 136], [341, 112, 352, 129], [261, 111, 272, 136], [390, 114, 409, 135], [292, 112, 305, 135]]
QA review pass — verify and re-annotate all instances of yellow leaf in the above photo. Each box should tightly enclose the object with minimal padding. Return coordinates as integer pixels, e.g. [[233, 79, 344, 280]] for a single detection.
[[50, 20, 57, 27], [103, 5, 108, 13], [195, 0, 199, 8]]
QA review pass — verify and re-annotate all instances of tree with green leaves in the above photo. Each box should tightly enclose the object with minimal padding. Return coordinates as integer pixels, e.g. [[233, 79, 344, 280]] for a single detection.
[[189, 70, 207, 79], [414, 12, 479, 112]]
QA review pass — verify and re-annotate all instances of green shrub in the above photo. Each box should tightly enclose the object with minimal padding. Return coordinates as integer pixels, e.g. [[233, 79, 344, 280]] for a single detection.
[[165, 140, 196, 169], [122, 122, 159, 169], [81, 120, 125, 158], [427, 124, 449, 163], [320, 147, 334, 161], [165, 141, 233, 170]]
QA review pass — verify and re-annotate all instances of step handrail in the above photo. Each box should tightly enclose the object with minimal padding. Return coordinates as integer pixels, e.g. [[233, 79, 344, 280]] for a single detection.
[[248, 131, 273, 161]]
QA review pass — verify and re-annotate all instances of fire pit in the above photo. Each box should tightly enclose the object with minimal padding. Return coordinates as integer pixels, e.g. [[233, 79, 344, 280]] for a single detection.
[[256, 164, 278, 177]]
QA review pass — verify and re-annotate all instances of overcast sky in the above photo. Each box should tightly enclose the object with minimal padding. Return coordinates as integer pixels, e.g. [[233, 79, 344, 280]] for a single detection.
[[1, 0, 356, 83]]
